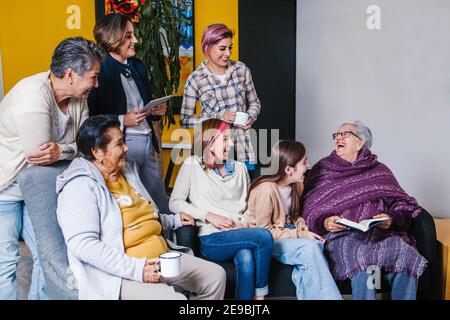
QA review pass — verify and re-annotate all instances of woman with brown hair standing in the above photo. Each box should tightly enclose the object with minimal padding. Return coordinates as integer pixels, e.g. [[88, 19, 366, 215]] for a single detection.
[[88, 13, 171, 217]]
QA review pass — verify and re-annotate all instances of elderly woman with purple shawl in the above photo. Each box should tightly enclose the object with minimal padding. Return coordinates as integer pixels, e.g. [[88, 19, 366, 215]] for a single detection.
[[302, 121, 427, 300]]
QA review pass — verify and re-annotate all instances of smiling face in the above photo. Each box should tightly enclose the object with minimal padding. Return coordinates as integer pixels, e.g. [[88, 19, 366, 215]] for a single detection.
[[205, 37, 232, 72], [209, 128, 233, 165], [94, 127, 128, 172], [117, 21, 138, 60], [70, 62, 100, 99], [333, 123, 365, 163], [286, 155, 309, 184]]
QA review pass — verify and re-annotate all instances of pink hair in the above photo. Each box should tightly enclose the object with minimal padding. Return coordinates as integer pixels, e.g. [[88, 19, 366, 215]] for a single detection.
[[201, 23, 234, 56], [205, 121, 230, 168]]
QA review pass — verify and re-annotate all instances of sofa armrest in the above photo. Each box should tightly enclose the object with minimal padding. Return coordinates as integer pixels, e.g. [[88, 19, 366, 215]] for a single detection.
[[17, 160, 77, 300], [411, 208, 439, 299], [175, 225, 200, 256]]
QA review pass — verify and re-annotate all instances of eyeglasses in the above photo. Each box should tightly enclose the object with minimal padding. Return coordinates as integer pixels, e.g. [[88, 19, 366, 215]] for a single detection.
[[332, 130, 361, 140]]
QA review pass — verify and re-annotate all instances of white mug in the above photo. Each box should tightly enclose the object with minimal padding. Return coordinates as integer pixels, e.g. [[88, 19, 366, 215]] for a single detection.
[[234, 111, 249, 126], [157, 252, 181, 278]]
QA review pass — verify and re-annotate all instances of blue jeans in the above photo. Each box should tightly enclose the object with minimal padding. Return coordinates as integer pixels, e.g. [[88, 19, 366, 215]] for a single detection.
[[351, 269, 417, 300], [199, 228, 273, 300], [273, 238, 342, 300], [0, 201, 48, 300]]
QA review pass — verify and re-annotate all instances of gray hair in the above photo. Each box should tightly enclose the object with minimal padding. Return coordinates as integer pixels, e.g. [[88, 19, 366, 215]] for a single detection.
[[350, 120, 373, 149], [50, 37, 105, 78]]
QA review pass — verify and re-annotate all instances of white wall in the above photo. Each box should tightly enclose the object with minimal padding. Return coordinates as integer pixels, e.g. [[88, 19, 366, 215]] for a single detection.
[[296, 0, 450, 218]]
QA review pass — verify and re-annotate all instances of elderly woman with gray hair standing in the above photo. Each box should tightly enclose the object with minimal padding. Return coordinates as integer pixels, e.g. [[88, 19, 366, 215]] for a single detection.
[[0, 37, 104, 300], [301, 121, 427, 300]]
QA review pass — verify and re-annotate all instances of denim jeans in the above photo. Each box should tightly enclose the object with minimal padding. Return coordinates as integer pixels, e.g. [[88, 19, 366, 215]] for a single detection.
[[351, 269, 417, 300], [0, 200, 48, 300], [273, 238, 342, 300], [199, 228, 273, 300]]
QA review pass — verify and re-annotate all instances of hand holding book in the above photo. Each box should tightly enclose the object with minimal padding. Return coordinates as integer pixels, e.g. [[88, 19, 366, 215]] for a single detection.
[[325, 214, 392, 233], [324, 216, 351, 232], [334, 214, 392, 232], [371, 213, 392, 230]]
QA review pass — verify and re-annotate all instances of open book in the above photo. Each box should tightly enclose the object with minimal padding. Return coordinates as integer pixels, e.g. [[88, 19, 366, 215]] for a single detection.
[[335, 216, 391, 232], [140, 95, 172, 113]]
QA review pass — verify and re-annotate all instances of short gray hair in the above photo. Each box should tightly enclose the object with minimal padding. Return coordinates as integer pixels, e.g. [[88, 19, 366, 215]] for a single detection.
[[50, 37, 105, 78], [352, 120, 373, 149]]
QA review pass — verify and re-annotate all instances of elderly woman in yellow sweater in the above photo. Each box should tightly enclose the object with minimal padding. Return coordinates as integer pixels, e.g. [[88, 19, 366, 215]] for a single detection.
[[247, 140, 342, 300], [169, 119, 273, 300], [56, 115, 226, 300]]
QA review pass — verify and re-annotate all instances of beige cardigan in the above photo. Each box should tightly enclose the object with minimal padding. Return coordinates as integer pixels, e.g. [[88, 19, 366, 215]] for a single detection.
[[0, 72, 87, 191], [247, 181, 307, 240]]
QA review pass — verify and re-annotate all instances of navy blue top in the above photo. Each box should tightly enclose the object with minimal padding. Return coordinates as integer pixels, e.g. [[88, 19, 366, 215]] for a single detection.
[[88, 53, 160, 153]]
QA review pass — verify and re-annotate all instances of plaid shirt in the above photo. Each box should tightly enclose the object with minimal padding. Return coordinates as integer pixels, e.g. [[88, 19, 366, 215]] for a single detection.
[[180, 60, 261, 163]]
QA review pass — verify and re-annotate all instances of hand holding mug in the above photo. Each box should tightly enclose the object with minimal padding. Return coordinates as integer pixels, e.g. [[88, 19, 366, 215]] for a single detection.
[[234, 112, 253, 130], [143, 258, 161, 283], [223, 111, 236, 124], [157, 252, 182, 278]]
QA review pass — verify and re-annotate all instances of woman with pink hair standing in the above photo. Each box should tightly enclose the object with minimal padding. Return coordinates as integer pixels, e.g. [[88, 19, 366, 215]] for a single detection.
[[180, 23, 261, 175]]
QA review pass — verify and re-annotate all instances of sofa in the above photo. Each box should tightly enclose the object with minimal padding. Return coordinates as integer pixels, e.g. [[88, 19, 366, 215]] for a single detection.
[[17, 161, 440, 299], [175, 208, 440, 299]]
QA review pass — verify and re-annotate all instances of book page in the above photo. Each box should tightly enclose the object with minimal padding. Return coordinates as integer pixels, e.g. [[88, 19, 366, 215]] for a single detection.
[[359, 217, 390, 229]]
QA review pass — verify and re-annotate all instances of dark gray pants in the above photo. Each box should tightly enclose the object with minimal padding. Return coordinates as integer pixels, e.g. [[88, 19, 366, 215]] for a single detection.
[[124, 133, 171, 215]]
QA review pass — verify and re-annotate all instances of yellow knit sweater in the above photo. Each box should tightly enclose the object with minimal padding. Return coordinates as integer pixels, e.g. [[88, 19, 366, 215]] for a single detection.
[[106, 174, 168, 259]]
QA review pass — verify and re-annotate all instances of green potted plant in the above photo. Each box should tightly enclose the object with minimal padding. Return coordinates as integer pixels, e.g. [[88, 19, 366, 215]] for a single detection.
[[134, 0, 183, 129]]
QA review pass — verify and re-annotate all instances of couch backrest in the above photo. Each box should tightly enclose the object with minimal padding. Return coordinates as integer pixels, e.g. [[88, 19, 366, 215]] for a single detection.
[[17, 161, 78, 300]]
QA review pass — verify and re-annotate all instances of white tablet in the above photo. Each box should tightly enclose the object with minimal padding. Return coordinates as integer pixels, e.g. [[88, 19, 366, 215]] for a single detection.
[[140, 95, 172, 113]]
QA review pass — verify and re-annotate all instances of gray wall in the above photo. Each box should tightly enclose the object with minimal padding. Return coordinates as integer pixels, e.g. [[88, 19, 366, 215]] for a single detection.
[[296, 0, 450, 218]]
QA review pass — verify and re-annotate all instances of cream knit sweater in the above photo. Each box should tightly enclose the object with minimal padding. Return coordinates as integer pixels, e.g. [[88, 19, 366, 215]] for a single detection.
[[0, 72, 88, 191], [169, 156, 250, 237]]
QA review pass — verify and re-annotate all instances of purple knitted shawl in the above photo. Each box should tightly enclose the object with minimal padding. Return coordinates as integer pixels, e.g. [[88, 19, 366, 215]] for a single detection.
[[302, 148, 422, 234], [301, 149, 427, 280]]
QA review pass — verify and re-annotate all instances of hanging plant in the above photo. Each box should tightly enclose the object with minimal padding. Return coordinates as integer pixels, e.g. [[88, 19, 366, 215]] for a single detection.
[[134, 0, 183, 128]]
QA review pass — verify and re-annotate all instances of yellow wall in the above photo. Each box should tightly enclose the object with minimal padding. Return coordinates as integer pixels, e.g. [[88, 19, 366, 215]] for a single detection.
[[0, 0, 238, 94], [194, 0, 239, 65], [0, 0, 95, 93]]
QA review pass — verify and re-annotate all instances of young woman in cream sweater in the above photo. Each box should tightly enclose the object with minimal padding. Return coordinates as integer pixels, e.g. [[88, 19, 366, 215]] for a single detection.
[[247, 140, 342, 300], [169, 119, 273, 300]]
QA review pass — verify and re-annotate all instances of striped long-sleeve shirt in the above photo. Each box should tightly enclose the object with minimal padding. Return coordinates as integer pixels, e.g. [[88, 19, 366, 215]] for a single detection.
[[180, 60, 261, 163]]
